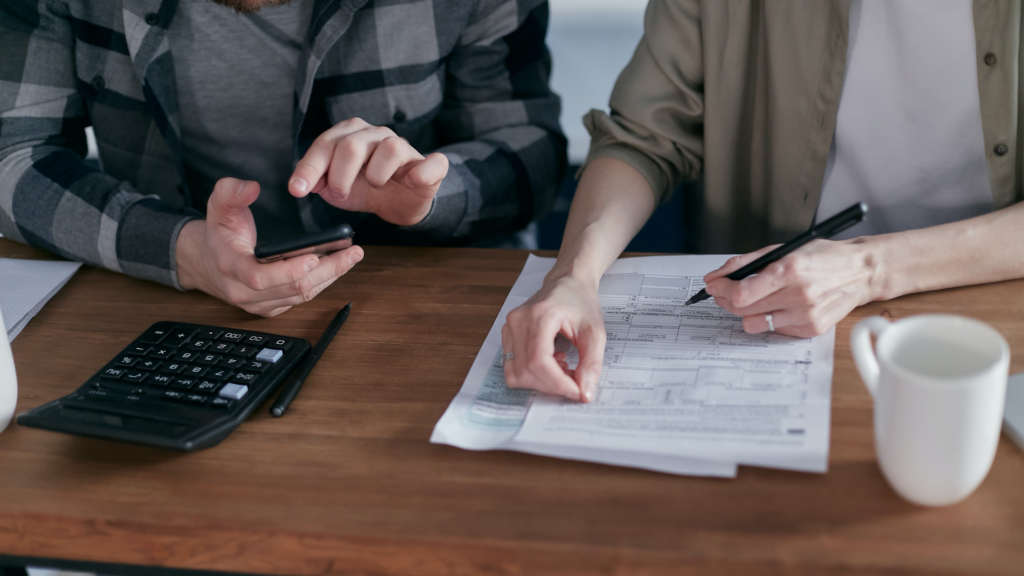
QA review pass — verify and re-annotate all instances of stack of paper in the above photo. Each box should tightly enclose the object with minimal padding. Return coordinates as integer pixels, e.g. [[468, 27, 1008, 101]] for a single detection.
[[0, 259, 82, 340], [431, 255, 835, 478]]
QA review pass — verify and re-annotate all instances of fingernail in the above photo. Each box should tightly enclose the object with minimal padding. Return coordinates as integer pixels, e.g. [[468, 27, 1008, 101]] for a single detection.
[[290, 177, 308, 194], [305, 258, 317, 273], [582, 387, 593, 402], [351, 250, 364, 265]]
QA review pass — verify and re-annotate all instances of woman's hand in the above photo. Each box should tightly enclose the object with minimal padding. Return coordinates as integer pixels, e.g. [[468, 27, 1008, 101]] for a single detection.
[[501, 275, 606, 402], [703, 238, 884, 337]]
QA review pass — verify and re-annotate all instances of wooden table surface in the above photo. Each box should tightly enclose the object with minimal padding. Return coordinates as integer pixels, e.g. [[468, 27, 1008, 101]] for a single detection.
[[0, 238, 1022, 576]]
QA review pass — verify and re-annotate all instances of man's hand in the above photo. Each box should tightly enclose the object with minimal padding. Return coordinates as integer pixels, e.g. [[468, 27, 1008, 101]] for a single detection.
[[176, 178, 364, 316], [288, 118, 449, 226], [703, 239, 883, 337]]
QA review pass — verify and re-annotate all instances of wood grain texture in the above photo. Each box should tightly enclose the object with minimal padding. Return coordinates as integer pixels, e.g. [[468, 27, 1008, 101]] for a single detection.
[[1, 238, 1022, 576]]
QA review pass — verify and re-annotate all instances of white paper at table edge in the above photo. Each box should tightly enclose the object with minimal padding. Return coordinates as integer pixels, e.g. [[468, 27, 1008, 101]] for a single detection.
[[1, 259, 82, 340], [430, 254, 738, 478]]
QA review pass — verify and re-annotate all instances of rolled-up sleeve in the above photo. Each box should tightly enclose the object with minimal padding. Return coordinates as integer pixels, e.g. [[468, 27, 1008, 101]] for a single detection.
[[584, 0, 705, 204]]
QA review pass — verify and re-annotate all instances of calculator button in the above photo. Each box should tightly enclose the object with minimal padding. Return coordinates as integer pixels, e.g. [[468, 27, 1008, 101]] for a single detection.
[[198, 329, 223, 340], [126, 345, 152, 356], [150, 347, 175, 359], [139, 326, 172, 344], [195, 380, 223, 394], [207, 368, 234, 381], [162, 362, 187, 374], [162, 391, 185, 401], [174, 350, 199, 362], [243, 334, 268, 346], [219, 357, 246, 369], [210, 342, 234, 354], [166, 328, 196, 347], [101, 367, 126, 379], [233, 345, 259, 358], [183, 393, 208, 405], [255, 349, 283, 363], [114, 355, 138, 367], [246, 361, 269, 373], [136, 359, 161, 371], [173, 377, 198, 390], [210, 398, 234, 409], [186, 339, 212, 351], [124, 371, 148, 384], [219, 383, 249, 400], [267, 337, 292, 350], [149, 374, 174, 387], [197, 353, 222, 366], [221, 331, 244, 343], [184, 365, 208, 377], [232, 372, 259, 385]]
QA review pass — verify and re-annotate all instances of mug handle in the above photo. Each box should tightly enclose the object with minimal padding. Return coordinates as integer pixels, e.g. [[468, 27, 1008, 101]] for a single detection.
[[850, 316, 890, 399]]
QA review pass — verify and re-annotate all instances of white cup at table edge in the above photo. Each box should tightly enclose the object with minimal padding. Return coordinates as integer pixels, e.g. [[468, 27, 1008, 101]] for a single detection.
[[0, 306, 17, 434], [851, 314, 1009, 507]]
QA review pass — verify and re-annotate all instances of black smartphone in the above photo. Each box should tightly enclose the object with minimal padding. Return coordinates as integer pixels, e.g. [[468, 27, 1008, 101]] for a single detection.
[[253, 224, 354, 263]]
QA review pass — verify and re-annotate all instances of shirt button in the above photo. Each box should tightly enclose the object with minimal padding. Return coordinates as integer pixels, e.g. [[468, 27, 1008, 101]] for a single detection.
[[145, 12, 160, 25], [393, 109, 407, 123], [91, 75, 105, 90], [984, 52, 997, 66], [994, 143, 1009, 156]]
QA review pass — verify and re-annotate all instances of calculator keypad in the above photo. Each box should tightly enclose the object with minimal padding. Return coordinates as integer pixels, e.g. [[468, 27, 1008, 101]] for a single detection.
[[86, 324, 299, 418], [22, 321, 309, 451]]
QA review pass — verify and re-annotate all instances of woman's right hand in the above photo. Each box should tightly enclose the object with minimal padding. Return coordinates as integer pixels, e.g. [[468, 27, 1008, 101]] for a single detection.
[[501, 275, 607, 402]]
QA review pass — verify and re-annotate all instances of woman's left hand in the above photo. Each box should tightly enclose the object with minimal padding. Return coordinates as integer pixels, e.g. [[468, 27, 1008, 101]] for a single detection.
[[703, 239, 884, 337]]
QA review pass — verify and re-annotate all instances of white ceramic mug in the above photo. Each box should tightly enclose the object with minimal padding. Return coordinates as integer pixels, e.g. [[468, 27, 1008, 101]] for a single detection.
[[0, 306, 17, 433], [851, 314, 1009, 506]]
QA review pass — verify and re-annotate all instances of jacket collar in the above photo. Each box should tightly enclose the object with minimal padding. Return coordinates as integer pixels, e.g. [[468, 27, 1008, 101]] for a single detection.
[[120, 0, 366, 199], [123, 0, 182, 145], [294, 0, 371, 130]]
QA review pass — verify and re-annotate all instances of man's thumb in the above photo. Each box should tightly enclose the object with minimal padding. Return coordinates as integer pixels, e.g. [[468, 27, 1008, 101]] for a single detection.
[[208, 178, 259, 218]]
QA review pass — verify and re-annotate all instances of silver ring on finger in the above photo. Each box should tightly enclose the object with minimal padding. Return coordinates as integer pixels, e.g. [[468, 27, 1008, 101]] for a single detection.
[[503, 352, 515, 361], [766, 313, 775, 333]]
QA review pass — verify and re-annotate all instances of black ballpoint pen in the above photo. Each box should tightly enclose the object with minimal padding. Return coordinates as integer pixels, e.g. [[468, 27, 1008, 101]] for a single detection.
[[682, 202, 868, 307], [270, 303, 351, 417]]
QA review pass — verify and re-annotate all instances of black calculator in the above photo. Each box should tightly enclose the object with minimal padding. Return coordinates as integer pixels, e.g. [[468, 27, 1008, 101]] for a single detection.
[[17, 322, 311, 451]]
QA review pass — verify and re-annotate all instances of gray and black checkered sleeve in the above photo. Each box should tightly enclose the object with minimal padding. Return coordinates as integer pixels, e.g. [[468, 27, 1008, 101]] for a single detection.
[[402, 0, 567, 240], [0, 0, 198, 288]]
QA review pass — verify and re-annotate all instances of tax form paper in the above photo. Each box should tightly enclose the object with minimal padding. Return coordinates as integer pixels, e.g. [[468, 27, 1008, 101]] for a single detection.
[[431, 255, 835, 477]]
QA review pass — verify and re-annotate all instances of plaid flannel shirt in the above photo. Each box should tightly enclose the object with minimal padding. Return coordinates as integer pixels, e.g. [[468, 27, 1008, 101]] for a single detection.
[[0, 0, 566, 287]]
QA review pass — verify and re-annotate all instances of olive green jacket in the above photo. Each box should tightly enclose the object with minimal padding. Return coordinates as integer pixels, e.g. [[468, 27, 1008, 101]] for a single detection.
[[585, 0, 1023, 253]]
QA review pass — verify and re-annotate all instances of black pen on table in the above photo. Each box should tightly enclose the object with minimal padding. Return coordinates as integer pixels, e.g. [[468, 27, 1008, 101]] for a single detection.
[[682, 202, 868, 307], [270, 303, 351, 417]]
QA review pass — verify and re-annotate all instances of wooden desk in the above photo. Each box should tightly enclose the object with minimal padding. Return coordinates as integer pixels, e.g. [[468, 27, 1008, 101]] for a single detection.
[[1, 238, 1022, 576]]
